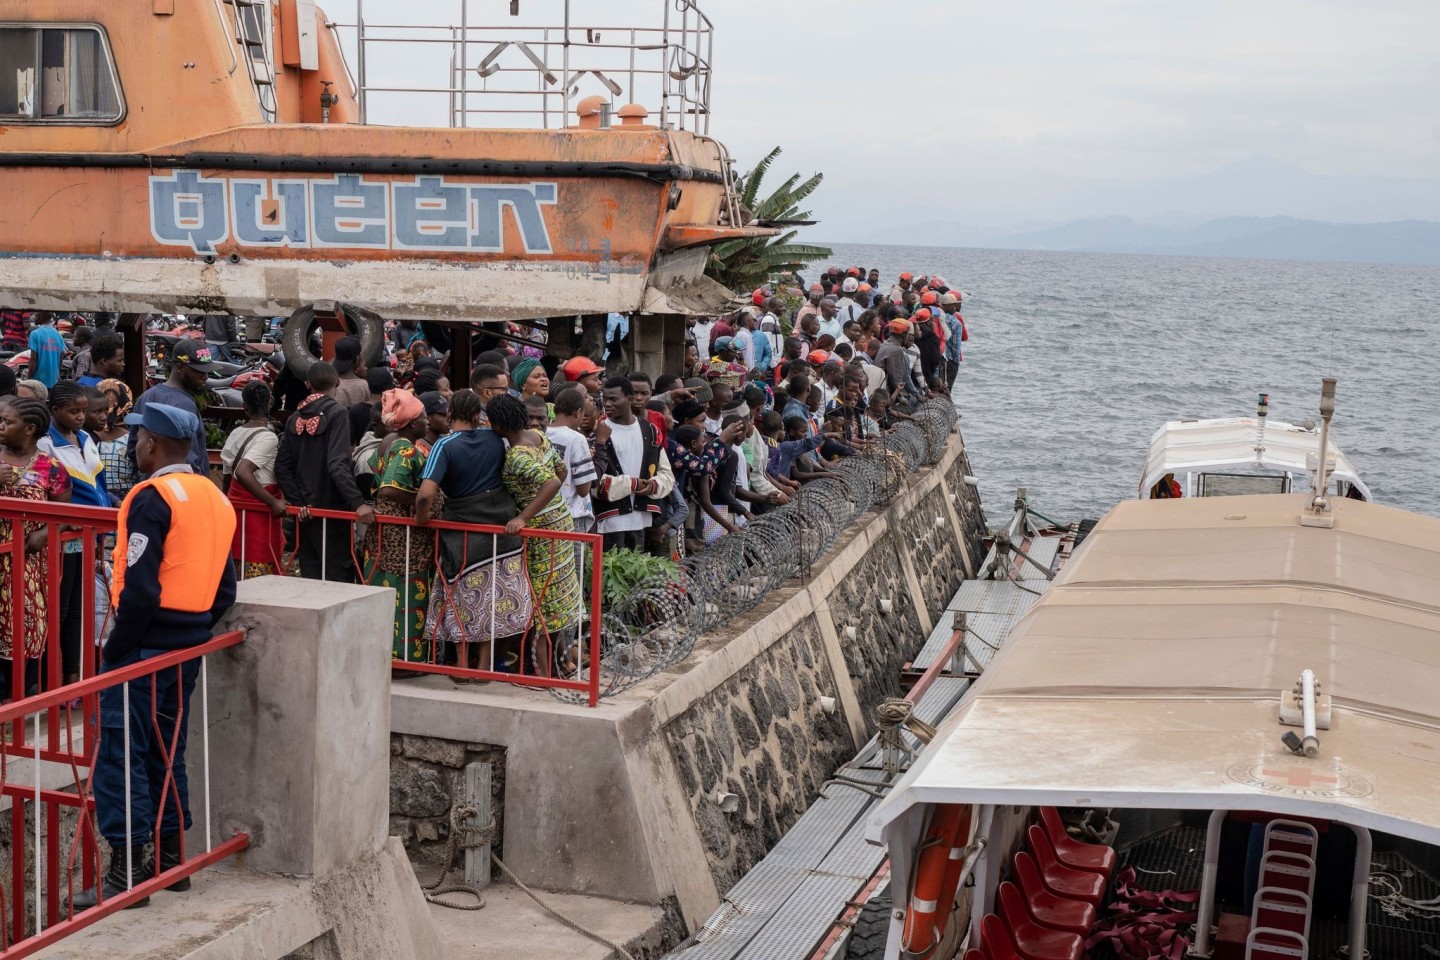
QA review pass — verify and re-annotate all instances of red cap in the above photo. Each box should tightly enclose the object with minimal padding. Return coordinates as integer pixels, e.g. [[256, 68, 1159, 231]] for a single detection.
[[914, 308, 932, 319], [561, 356, 604, 380], [858, 282, 872, 292], [899, 272, 913, 281], [807, 349, 831, 364], [921, 291, 938, 304], [846, 266, 860, 276], [752, 288, 767, 306]]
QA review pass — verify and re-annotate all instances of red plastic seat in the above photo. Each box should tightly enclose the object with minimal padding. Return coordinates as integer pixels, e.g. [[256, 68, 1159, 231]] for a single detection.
[[981, 913, 1024, 960], [1013, 850, 1096, 936], [1027, 824, 1106, 907], [997, 882, 1084, 960], [1039, 807, 1117, 877]]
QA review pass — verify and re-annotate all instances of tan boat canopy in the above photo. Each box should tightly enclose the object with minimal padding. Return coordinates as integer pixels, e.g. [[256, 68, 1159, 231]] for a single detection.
[[869, 493, 1440, 848], [1140, 417, 1371, 501]]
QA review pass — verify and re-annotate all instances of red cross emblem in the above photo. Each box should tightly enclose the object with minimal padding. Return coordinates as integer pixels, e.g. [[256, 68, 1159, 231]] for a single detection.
[[1261, 767, 1340, 789]]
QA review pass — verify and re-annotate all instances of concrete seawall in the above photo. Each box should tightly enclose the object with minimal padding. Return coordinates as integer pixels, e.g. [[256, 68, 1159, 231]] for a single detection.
[[390, 426, 990, 934]]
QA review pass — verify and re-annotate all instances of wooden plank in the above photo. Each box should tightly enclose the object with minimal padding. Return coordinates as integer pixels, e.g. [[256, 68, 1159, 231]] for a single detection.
[[463, 762, 491, 891]]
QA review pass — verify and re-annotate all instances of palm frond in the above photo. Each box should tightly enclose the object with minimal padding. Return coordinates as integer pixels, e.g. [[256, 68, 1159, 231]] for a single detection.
[[706, 147, 831, 291]]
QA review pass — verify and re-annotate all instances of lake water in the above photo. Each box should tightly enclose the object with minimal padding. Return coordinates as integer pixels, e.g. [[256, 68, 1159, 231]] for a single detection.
[[818, 244, 1440, 524]]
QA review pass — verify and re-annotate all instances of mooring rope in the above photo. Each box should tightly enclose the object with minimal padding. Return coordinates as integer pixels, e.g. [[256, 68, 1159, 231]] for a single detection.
[[424, 803, 638, 960]]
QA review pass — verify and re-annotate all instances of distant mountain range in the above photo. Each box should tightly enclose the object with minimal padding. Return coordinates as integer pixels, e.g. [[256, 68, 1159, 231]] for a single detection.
[[864, 215, 1440, 266], [848, 157, 1440, 265]]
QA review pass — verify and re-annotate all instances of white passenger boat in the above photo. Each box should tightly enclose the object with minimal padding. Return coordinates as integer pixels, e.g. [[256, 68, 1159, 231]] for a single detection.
[[1140, 384, 1371, 503], [867, 384, 1437, 960]]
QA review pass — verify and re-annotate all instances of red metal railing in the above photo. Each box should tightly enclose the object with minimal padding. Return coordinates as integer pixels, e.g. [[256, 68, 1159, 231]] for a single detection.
[[0, 631, 247, 956], [230, 503, 605, 706]]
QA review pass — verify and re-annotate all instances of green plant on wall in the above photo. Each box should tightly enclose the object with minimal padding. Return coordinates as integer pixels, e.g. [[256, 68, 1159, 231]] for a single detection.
[[600, 548, 678, 611]]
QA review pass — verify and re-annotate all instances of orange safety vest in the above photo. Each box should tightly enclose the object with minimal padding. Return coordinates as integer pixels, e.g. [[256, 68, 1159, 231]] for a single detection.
[[111, 472, 237, 612]]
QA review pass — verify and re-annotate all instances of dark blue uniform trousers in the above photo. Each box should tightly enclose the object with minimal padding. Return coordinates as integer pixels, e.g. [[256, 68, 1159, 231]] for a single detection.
[[93, 649, 200, 846]]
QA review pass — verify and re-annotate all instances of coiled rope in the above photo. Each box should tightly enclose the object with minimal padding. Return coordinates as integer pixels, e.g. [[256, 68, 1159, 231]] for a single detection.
[[423, 803, 638, 960]]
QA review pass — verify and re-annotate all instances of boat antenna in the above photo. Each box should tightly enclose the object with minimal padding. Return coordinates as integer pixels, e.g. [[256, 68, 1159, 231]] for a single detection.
[[1300, 378, 1337, 528], [1252, 392, 1269, 467]]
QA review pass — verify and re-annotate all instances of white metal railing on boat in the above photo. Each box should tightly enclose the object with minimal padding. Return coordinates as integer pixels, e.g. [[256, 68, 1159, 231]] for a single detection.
[[331, 0, 714, 132]]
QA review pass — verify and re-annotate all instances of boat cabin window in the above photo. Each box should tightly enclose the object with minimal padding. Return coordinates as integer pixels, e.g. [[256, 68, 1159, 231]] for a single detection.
[[1198, 472, 1288, 497], [0, 25, 123, 123]]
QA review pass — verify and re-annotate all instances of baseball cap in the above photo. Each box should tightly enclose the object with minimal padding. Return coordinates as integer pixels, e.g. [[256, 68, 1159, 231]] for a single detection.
[[914, 308, 932, 320], [419, 391, 450, 416], [846, 267, 860, 277], [939, 293, 960, 305], [333, 336, 362, 374], [171, 338, 217, 370], [921, 291, 938, 305], [808, 283, 824, 292], [713, 336, 736, 353], [807, 349, 831, 364], [560, 356, 604, 381], [124, 402, 199, 440], [899, 272, 913, 281], [841, 277, 859, 293], [858, 282, 872, 292]]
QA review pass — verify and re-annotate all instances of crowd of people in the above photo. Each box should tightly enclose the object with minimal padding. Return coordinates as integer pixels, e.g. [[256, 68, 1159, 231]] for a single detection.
[[0, 265, 968, 686]]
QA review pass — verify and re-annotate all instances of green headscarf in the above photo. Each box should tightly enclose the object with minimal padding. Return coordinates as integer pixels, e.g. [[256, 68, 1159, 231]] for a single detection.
[[511, 357, 541, 392]]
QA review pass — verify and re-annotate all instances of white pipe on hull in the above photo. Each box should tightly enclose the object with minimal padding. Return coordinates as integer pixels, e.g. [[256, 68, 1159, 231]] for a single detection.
[[1300, 669, 1320, 757]]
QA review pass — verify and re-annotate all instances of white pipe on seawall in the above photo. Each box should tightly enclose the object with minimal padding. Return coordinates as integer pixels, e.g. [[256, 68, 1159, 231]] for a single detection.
[[1190, 809, 1227, 957], [1300, 669, 1320, 757]]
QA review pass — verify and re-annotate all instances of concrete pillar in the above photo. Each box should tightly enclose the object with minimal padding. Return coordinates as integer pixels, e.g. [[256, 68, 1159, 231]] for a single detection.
[[204, 577, 394, 876]]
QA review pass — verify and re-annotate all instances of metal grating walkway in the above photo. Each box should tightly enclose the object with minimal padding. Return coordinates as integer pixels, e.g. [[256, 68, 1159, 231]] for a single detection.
[[912, 530, 1063, 672], [670, 677, 970, 960]]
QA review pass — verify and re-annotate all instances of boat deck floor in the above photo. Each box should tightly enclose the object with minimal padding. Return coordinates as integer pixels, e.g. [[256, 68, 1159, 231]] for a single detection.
[[1113, 823, 1440, 960], [667, 524, 1070, 960]]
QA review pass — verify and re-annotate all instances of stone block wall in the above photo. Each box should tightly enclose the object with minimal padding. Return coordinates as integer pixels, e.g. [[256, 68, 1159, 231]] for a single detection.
[[825, 531, 926, 725], [902, 485, 971, 616], [389, 735, 505, 877], [663, 616, 855, 891], [948, 443, 989, 567]]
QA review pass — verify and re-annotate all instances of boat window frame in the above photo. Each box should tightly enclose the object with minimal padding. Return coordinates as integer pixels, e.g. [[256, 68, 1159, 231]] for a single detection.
[[0, 22, 127, 127]]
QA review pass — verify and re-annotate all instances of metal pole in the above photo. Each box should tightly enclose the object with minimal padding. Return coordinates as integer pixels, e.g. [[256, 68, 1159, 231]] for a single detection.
[[1347, 824, 1370, 960], [356, 0, 367, 124], [459, 0, 468, 128], [660, 0, 669, 128], [1191, 809, 1227, 957], [561, 0, 571, 125]]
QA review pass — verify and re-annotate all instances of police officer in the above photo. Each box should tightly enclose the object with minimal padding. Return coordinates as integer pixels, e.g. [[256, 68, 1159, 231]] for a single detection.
[[72, 404, 237, 911]]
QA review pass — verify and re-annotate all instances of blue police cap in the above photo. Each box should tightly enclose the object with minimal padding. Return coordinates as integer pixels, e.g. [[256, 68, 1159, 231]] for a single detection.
[[124, 403, 199, 441]]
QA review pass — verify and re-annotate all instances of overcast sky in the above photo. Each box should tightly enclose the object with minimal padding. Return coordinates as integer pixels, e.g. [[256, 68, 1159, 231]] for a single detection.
[[331, 1, 1440, 241]]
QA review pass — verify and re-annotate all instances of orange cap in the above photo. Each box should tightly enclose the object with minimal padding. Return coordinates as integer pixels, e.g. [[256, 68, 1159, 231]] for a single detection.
[[899, 272, 913, 281], [807, 349, 831, 364], [858, 282, 872, 292], [921, 291, 938, 304]]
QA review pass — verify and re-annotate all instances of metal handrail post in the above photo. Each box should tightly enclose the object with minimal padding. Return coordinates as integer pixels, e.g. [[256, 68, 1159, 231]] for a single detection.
[[356, 0, 367, 123], [458, 0, 469, 128]]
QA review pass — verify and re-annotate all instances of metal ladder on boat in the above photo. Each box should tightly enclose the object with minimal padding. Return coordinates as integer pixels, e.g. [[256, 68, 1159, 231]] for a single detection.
[[1245, 821, 1319, 960], [223, 0, 278, 122]]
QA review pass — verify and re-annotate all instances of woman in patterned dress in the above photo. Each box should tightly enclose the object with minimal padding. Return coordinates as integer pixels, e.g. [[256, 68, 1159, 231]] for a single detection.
[[0, 397, 72, 700], [484, 394, 582, 675], [362, 390, 438, 665]]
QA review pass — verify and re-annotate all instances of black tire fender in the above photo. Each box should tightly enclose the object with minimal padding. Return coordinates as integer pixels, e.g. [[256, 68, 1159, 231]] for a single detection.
[[282, 303, 386, 378]]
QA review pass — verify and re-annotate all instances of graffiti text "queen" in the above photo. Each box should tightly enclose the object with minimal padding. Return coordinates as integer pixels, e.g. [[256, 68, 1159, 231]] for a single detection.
[[149, 171, 558, 256]]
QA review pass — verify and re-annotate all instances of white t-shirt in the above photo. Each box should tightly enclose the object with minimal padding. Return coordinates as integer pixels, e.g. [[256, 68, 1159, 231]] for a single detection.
[[221, 425, 279, 486], [546, 424, 597, 521], [691, 320, 717, 358], [732, 327, 755, 369], [599, 419, 649, 534]]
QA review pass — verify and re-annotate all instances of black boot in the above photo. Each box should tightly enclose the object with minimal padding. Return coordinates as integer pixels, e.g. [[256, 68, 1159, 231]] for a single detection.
[[68, 843, 152, 911], [158, 833, 191, 892]]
